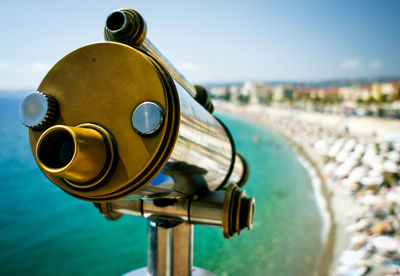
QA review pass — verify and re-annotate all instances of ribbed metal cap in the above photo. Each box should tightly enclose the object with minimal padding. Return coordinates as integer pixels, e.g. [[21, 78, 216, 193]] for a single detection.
[[19, 92, 59, 130]]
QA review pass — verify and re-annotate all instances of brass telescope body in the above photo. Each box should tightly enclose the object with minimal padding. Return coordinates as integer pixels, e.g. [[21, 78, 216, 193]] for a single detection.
[[21, 8, 254, 241], [28, 42, 247, 202]]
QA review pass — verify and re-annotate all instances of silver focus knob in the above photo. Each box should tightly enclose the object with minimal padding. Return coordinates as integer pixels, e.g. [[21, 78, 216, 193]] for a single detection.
[[19, 92, 59, 130], [132, 102, 164, 136]]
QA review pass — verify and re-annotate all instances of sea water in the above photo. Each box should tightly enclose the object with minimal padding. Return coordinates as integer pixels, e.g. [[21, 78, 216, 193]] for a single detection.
[[0, 98, 323, 275]]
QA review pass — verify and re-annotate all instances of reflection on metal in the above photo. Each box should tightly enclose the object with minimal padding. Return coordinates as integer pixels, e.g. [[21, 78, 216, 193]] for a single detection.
[[20, 7, 256, 276], [155, 81, 233, 194]]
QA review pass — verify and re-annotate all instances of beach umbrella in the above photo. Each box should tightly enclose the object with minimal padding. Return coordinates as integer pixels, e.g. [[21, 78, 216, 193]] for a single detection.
[[386, 151, 400, 162], [379, 142, 390, 153], [329, 139, 345, 157], [341, 178, 356, 188], [350, 234, 369, 249], [349, 151, 363, 161], [360, 195, 384, 205], [393, 142, 400, 151], [334, 162, 356, 179], [371, 236, 400, 252], [338, 249, 368, 266], [354, 144, 366, 154], [323, 162, 336, 176], [314, 140, 328, 155], [360, 177, 376, 186], [343, 139, 356, 152], [383, 160, 398, 173], [336, 265, 368, 276], [348, 166, 368, 183], [336, 149, 356, 163], [345, 218, 370, 233], [386, 188, 400, 204]]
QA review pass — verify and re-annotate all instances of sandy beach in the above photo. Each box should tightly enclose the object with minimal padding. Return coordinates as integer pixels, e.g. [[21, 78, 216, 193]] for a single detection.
[[215, 100, 400, 276]]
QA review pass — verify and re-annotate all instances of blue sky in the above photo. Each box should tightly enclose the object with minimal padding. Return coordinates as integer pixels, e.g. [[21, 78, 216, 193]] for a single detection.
[[0, 0, 399, 89]]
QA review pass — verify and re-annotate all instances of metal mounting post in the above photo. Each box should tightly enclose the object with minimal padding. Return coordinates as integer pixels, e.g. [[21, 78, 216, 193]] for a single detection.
[[148, 219, 192, 276], [124, 219, 215, 276]]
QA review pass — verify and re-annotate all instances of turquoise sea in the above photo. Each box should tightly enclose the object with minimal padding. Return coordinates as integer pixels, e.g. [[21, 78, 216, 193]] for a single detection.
[[0, 98, 323, 275]]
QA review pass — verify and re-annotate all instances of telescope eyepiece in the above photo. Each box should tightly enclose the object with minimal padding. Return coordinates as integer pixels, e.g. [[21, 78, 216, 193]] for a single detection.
[[37, 127, 75, 169], [104, 9, 147, 46], [106, 11, 127, 32], [35, 124, 116, 187]]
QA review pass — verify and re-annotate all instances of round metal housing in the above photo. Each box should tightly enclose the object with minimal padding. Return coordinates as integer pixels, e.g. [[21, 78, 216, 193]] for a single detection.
[[28, 42, 246, 202]]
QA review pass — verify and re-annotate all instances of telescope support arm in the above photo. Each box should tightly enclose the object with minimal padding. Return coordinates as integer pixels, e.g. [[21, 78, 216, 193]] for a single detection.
[[97, 184, 255, 239]]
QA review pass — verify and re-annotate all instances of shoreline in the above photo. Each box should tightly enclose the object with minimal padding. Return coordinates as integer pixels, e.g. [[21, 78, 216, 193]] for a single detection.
[[278, 134, 335, 276], [216, 102, 336, 275], [215, 100, 400, 275]]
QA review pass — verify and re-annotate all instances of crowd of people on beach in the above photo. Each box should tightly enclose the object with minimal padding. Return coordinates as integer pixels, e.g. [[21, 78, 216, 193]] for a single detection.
[[216, 101, 400, 275], [275, 118, 400, 275]]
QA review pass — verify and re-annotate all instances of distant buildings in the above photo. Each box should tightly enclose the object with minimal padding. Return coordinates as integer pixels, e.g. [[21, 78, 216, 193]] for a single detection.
[[272, 85, 294, 102], [336, 82, 400, 102], [242, 82, 272, 104], [207, 80, 400, 117], [209, 86, 229, 99], [229, 85, 242, 103], [379, 82, 400, 101], [296, 87, 339, 100], [339, 86, 371, 101]]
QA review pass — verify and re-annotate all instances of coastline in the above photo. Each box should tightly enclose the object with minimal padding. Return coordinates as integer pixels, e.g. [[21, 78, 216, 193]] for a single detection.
[[276, 131, 335, 276], [215, 100, 400, 275]]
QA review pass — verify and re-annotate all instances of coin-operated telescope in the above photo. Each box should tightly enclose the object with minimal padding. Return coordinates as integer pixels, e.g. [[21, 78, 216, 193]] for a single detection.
[[19, 8, 255, 276]]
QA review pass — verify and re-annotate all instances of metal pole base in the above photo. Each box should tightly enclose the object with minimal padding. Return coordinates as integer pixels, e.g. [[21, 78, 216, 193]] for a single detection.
[[123, 267, 216, 276], [123, 219, 216, 276]]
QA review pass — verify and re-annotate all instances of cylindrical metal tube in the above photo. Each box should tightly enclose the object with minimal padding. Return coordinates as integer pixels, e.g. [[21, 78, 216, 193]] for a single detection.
[[36, 125, 108, 184], [110, 196, 223, 228], [189, 192, 224, 226], [147, 221, 193, 276], [148, 220, 172, 276], [111, 197, 225, 227]]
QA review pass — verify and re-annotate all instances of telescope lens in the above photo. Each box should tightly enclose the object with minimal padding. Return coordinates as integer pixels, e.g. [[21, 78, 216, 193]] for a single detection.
[[106, 11, 126, 32], [38, 129, 75, 169]]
